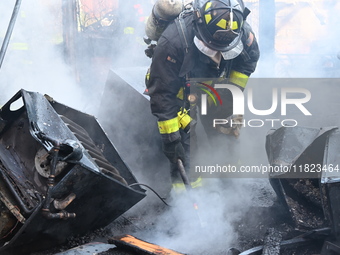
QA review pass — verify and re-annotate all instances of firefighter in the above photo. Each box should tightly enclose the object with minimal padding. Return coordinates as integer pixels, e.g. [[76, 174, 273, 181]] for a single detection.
[[146, 0, 260, 185]]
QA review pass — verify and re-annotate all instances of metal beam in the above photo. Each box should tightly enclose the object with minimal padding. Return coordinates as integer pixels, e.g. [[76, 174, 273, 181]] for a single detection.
[[0, 0, 22, 69]]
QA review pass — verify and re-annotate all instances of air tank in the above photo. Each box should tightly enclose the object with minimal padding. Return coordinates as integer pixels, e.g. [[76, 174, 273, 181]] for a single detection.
[[145, 0, 183, 41]]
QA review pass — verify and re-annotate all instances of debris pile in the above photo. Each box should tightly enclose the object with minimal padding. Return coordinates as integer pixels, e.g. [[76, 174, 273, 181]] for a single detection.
[[0, 90, 145, 254]]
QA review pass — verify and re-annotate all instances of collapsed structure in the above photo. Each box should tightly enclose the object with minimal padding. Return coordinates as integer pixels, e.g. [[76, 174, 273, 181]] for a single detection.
[[0, 90, 146, 254], [1, 0, 340, 254], [263, 126, 340, 254]]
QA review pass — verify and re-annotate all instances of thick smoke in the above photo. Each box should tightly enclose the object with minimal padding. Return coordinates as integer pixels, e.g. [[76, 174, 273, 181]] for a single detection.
[[122, 1, 340, 254], [255, 0, 340, 78], [133, 178, 261, 254], [113, 1, 272, 254], [0, 1, 86, 110], [1, 1, 340, 254]]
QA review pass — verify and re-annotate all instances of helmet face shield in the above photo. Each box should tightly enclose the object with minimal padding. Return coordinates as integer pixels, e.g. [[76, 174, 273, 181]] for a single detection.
[[195, 0, 244, 52], [194, 36, 218, 58], [221, 39, 244, 60]]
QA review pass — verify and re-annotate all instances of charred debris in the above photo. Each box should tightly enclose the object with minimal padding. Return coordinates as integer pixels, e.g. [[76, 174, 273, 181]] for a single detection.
[[215, 125, 340, 255], [1, 1, 340, 254], [1, 90, 340, 255], [0, 90, 146, 254], [261, 125, 340, 255]]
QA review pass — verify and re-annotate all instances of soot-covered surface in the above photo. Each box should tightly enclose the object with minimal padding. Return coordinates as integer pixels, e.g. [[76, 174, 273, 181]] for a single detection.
[[30, 178, 325, 255]]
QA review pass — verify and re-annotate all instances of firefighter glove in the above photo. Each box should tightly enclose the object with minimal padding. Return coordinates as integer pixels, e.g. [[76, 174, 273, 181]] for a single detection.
[[162, 139, 185, 164], [216, 114, 244, 138], [145, 44, 156, 58]]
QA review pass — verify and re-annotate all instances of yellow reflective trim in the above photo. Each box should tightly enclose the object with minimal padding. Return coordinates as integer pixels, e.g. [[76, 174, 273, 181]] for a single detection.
[[205, 14, 212, 24], [124, 27, 134, 34], [230, 70, 249, 88], [172, 177, 203, 191], [216, 19, 227, 29], [158, 117, 179, 134], [176, 87, 184, 100], [11, 43, 28, 50], [205, 2, 212, 10], [177, 109, 191, 130], [191, 176, 203, 188], [172, 183, 186, 194], [231, 21, 238, 30], [172, 182, 185, 189]]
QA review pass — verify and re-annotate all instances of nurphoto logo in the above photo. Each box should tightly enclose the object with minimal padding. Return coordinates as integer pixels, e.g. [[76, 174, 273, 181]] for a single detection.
[[199, 84, 312, 128]]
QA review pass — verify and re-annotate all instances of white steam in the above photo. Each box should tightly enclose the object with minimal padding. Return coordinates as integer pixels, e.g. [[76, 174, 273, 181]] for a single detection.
[[0, 1, 85, 110], [132, 178, 265, 254], [254, 0, 340, 78], [123, 1, 340, 254], [0, 1, 339, 255]]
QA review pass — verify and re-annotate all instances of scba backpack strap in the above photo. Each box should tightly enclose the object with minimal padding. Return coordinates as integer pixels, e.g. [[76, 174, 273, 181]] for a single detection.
[[145, 4, 194, 92], [175, 11, 197, 79], [175, 14, 190, 54]]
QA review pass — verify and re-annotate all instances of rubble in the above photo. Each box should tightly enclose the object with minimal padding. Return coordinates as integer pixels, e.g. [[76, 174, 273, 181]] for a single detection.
[[0, 90, 146, 254], [262, 228, 282, 255], [263, 125, 340, 254], [1, 0, 340, 254]]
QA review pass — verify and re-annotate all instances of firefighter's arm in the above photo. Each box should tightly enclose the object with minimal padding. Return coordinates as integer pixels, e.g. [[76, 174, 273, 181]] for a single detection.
[[229, 21, 260, 90], [147, 40, 186, 163], [216, 22, 260, 137]]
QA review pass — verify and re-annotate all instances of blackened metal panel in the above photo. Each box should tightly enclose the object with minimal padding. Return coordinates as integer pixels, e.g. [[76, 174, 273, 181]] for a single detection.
[[265, 126, 337, 231], [266, 126, 337, 178], [0, 89, 146, 254], [97, 68, 171, 195], [321, 130, 340, 184], [2, 164, 145, 254], [48, 98, 141, 187], [321, 130, 340, 237], [22, 90, 80, 151], [21, 89, 142, 188]]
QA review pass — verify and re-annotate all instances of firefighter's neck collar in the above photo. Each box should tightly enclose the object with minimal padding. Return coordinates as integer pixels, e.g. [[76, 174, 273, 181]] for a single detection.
[[194, 36, 221, 65], [211, 51, 222, 65], [194, 36, 217, 58]]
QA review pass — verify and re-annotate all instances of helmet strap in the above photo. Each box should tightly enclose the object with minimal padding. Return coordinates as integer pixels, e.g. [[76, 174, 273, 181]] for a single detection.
[[193, 0, 201, 22], [229, 9, 234, 30]]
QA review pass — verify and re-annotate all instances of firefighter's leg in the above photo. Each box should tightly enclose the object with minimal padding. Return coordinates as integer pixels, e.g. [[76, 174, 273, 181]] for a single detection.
[[170, 110, 201, 191], [170, 129, 191, 185]]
